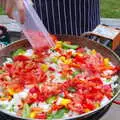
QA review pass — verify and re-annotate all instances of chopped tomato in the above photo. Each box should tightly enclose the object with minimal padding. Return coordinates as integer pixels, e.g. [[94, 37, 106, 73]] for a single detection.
[[68, 103, 84, 114], [102, 85, 113, 99], [83, 103, 95, 110], [74, 55, 87, 64], [48, 67, 55, 72], [50, 34, 57, 43], [88, 77, 103, 86], [13, 55, 30, 61], [4, 63, 14, 76], [35, 113, 47, 119], [26, 86, 45, 103], [0, 40, 117, 119], [51, 104, 63, 111]]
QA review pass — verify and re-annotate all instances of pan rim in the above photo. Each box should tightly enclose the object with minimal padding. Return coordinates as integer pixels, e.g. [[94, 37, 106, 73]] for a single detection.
[[0, 35, 120, 120]]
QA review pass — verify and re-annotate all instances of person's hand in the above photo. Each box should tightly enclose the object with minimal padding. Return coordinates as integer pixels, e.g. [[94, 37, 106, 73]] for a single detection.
[[0, 0, 25, 24]]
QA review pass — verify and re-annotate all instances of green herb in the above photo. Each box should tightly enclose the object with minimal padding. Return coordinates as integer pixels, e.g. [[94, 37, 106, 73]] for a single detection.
[[9, 105, 15, 112], [68, 87, 76, 93], [22, 104, 30, 118], [61, 76, 66, 80], [72, 70, 80, 77], [47, 108, 69, 120], [0, 104, 7, 109], [59, 93, 64, 98], [0, 70, 5, 74], [105, 79, 111, 82], [50, 48, 55, 52], [12, 48, 26, 57], [62, 43, 79, 50], [51, 57, 57, 64], [46, 96, 57, 104]]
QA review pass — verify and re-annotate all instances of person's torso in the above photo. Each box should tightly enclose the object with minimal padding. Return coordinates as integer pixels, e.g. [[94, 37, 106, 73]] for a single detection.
[[32, 0, 100, 35]]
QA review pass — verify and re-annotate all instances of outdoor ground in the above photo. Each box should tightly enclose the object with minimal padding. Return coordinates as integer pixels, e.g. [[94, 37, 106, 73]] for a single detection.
[[0, 0, 120, 18], [0, 6, 5, 15], [100, 0, 120, 18]]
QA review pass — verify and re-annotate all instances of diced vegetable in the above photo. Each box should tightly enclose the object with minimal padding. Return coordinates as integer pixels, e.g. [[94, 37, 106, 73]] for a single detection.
[[46, 96, 57, 104], [0, 39, 117, 119], [68, 87, 76, 93], [91, 49, 96, 55], [50, 48, 55, 52], [105, 79, 111, 82], [60, 98, 71, 107], [55, 41, 63, 48], [12, 48, 25, 57], [0, 104, 7, 109], [13, 55, 30, 61], [0, 70, 5, 74], [104, 58, 110, 66], [9, 105, 15, 112], [59, 56, 66, 62], [47, 108, 69, 120], [30, 111, 36, 118], [22, 104, 30, 118], [62, 42, 79, 49], [35, 113, 46, 119], [7, 88, 15, 95], [41, 64, 49, 72], [72, 70, 80, 77], [51, 57, 58, 64]]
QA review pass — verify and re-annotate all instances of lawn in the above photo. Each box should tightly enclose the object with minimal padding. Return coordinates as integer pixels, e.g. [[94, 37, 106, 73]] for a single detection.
[[0, 6, 5, 15], [0, 0, 120, 18], [100, 0, 120, 18]]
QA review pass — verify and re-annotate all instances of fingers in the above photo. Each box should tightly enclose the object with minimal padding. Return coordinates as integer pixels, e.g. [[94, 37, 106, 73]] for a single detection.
[[5, 0, 25, 24], [15, 0, 25, 24], [5, 0, 14, 19]]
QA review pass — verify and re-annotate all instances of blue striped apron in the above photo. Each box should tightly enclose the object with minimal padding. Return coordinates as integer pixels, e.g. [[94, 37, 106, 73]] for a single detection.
[[32, 0, 100, 35]]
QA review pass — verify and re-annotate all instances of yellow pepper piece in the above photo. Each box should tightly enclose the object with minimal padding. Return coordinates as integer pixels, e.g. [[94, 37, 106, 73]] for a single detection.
[[30, 112, 36, 118], [55, 41, 63, 48], [60, 98, 71, 107], [91, 49, 96, 55], [104, 58, 110, 66], [7, 88, 15, 95], [64, 59, 72, 64], [77, 53, 83, 57], [31, 54, 37, 59], [41, 64, 48, 72], [84, 109, 90, 113], [0, 96, 12, 101], [59, 56, 66, 62], [59, 56, 71, 64], [94, 103, 100, 108]]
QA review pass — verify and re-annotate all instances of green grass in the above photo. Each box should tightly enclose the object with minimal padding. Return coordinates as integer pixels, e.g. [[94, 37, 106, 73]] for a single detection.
[[0, 6, 5, 15], [100, 0, 120, 18]]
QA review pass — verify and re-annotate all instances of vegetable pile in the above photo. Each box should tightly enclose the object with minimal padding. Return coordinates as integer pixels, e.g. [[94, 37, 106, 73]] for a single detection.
[[0, 40, 119, 119]]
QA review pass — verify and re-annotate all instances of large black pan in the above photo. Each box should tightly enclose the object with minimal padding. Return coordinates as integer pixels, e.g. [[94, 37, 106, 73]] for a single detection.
[[0, 35, 120, 120]]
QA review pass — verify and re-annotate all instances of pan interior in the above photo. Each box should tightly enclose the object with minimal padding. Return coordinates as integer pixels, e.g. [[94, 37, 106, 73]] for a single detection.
[[0, 35, 120, 119]]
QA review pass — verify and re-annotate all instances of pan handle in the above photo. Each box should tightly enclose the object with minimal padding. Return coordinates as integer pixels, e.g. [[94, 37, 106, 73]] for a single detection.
[[80, 32, 108, 41], [80, 32, 93, 38]]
